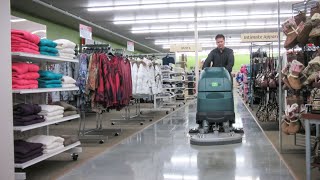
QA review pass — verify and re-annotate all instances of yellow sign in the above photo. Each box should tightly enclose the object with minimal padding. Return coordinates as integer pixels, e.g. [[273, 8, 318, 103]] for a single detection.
[[241, 32, 279, 42], [170, 44, 202, 52]]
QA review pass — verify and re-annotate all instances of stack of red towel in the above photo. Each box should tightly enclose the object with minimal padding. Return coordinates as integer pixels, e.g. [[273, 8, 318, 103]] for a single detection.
[[12, 63, 40, 89], [11, 29, 40, 54]]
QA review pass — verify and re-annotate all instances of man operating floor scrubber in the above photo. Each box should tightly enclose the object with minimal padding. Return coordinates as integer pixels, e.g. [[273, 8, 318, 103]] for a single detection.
[[189, 34, 243, 146]]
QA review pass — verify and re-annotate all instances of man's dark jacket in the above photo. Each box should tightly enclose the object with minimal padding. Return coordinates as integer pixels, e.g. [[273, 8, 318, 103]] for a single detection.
[[202, 47, 234, 73]]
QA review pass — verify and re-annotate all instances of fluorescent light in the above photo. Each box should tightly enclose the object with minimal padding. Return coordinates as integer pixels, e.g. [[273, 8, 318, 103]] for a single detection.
[[88, 0, 300, 12], [31, 30, 46, 34], [10, 18, 27, 23], [113, 13, 291, 25], [132, 24, 279, 34], [155, 38, 241, 45]]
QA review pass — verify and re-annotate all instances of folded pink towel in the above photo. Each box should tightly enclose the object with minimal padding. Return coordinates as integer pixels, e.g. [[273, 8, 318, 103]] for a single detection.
[[12, 79, 38, 85], [12, 72, 40, 80], [11, 36, 38, 46], [12, 42, 39, 51], [12, 84, 38, 89], [12, 63, 40, 75], [11, 29, 40, 44], [12, 47, 40, 54]]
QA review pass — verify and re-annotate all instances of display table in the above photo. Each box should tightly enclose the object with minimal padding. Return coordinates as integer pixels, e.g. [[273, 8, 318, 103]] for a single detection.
[[302, 113, 320, 180]]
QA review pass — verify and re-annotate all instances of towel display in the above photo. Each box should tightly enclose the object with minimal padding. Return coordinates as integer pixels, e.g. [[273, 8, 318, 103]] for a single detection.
[[62, 76, 76, 84], [39, 70, 63, 80], [54, 39, 76, 59], [44, 114, 63, 121], [43, 145, 64, 154], [12, 84, 38, 89], [11, 29, 40, 54], [60, 135, 79, 146], [51, 101, 78, 117], [39, 105, 64, 113], [38, 110, 64, 117], [12, 63, 40, 75], [61, 84, 76, 88], [12, 79, 38, 86], [13, 103, 45, 126], [14, 140, 43, 163], [38, 79, 62, 85], [13, 103, 41, 116], [39, 39, 58, 56], [26, 135, 64, 148], [12, 72, 40, 80]]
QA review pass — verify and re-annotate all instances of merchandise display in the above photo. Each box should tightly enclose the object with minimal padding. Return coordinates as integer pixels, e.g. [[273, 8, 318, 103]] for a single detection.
[[4, 0, 320, 180]]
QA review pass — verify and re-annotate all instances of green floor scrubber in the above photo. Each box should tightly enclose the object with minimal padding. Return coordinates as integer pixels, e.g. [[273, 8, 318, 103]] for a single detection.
[[190, 67, 242, 146]]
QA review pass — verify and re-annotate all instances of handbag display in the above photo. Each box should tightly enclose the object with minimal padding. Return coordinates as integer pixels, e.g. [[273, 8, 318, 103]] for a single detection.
[[311, 2, 320, 17]]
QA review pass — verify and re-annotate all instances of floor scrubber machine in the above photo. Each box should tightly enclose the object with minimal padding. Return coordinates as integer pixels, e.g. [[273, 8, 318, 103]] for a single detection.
[[190, 67, 243, 145]]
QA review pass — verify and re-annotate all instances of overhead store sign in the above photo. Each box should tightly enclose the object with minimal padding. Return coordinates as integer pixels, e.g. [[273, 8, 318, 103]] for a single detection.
[[241, 32, 278, 42], [127, 41, 134, 52], [170, 44, 202, 52], [79, 24, 92, 40]]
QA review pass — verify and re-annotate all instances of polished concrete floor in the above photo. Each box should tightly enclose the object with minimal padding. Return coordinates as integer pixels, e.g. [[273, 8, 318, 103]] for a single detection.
[[58, 96, 294, 180]]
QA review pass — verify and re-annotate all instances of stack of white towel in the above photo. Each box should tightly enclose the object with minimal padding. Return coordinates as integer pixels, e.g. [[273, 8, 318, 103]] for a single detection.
[[26, 135, 64, 154], [53, 39, 76, 59], [38, 105, 64, 121], [62, 76, 77, 88]]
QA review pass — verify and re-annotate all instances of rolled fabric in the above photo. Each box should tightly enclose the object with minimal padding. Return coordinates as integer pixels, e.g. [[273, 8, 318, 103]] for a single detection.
[[11, 43, 39, 51], [11, 36, 38, 46], [40, 51, 58, 56], [43, 145, 64, 154], [13, 115, 44, 122], [15, 147, 43, 159], [57, 48, 75, 54], [38, 39, 57, 48], [13, 103, 42, 115], [11, 47, 40, 54], [14, 118, 45, 126], [11, 29, 41, 44], [26, 135, 64, 148], [12, 72, 40, 80], [14, 140, 43, 155], [12, 63, 40, 75]]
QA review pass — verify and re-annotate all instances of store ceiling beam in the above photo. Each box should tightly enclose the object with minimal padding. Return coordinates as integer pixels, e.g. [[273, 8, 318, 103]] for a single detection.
[[31, 0, 162, 53]]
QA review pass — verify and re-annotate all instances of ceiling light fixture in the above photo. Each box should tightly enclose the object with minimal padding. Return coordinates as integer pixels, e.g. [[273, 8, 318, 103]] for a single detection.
[[88, 0, 300, 12], [132, 24, 279, 34], [114, 14, 291, 25], [10, 18, 27, 23]]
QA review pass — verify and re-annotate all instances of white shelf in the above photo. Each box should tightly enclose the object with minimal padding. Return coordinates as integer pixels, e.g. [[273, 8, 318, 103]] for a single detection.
[[15, 141, 81, 169], [12, 52, 78, 63], [12, 87, 79, 94], [13, 114, 80, 132]]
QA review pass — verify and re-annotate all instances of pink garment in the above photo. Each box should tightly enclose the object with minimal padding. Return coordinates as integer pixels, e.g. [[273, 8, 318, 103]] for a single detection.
[[11, 29, 40, 44], [12, 72, 40, 80], [11, 47, 40, 54], [12, 42, 39, 51], [12, 84, 38, 89], [12, 63, 40, 75], [12, 78, 38, 85], [11, 36, 38, 46]]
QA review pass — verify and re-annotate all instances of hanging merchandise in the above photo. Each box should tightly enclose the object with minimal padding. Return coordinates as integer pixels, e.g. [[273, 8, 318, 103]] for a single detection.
[[162, 54, 175, 65], [77, 45, 133, 112]]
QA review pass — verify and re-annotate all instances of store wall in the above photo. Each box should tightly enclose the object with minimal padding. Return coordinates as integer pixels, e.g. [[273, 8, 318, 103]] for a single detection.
[[1, 1, 14, 180], [11, 10, 144, 53], [186, 54, 250, 72]]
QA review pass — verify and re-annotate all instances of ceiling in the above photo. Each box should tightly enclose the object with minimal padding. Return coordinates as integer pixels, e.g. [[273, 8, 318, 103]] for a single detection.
[[11, 0, 301, 53]]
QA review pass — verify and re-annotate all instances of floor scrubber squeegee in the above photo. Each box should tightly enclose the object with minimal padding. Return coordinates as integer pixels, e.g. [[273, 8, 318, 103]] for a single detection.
[[190, 67, 242, 145]]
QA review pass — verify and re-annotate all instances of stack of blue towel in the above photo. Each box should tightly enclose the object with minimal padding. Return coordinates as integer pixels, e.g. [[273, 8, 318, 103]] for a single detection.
[[38, 70, 63, 88], [38, 39, 58, 56]]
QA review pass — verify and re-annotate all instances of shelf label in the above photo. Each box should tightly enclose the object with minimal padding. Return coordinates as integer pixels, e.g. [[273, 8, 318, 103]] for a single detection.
[[79, 24, 92, 40], [241, 32, 279, 42]]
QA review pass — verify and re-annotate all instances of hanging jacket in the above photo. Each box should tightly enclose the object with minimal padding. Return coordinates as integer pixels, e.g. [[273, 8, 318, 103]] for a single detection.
[[136, 62, 149, 95], [131, 62, 138, 95], [154, 64, 162, 94]]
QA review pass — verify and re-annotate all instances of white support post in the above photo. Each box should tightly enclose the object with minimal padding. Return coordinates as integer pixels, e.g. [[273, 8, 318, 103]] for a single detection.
[[0, 0, 14, 179], [194, 9, 199, 95], [277, 0, 283, 153]]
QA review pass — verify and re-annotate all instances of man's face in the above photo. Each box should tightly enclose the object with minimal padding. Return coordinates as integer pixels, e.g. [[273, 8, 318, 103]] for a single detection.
[[216, 38, 225, 49]]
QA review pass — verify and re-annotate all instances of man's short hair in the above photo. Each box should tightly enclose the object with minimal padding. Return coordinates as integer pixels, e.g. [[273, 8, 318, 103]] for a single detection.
[[215, 34, 225, 40]]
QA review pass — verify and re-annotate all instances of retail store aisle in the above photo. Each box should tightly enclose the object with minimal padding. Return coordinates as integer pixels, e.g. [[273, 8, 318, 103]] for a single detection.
[[58, 96, 293, 180]]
